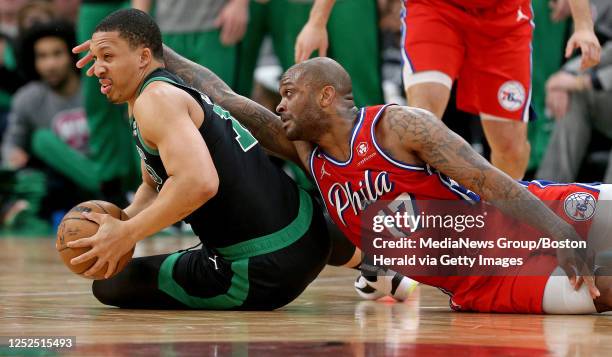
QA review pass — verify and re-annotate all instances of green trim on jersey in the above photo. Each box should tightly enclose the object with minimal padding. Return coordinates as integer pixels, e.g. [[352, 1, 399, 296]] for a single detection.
[[157, 188, 313, 309], [217, 188, 313, 260], [136, 73, 258, 153], [138, 75, 179, 95], [129, 117, 159, 155], [159, 252, 250, 309], [131, 75, 180, 156]]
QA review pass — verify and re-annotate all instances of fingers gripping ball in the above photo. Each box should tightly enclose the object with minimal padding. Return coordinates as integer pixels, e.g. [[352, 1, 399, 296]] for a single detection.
[[55, 200, 133, 280]]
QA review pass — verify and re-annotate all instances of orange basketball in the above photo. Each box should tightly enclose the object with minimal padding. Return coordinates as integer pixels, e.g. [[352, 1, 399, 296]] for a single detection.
[[56, 200, 134, 280]]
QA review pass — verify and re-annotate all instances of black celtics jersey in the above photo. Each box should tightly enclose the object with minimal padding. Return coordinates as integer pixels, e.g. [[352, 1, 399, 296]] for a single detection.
[[131, 68, 301, 248]]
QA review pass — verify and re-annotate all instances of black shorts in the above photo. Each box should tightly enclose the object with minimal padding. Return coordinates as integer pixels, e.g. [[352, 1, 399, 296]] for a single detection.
[[93, 189, 331, 310]]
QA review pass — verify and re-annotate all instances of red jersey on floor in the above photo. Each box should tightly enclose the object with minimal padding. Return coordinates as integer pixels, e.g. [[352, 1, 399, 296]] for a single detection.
[[310, 105, 600, 313]]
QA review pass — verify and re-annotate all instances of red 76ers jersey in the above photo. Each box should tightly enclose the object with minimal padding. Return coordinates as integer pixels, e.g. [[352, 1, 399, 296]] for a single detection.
[[309, 104, 602, 313], [309, 104, 480, 248]]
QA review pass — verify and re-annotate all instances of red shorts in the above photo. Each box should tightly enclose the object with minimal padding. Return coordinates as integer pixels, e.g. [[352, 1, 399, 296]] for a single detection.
[[421, 182, 602, 313], [401, 0, 533, 121]]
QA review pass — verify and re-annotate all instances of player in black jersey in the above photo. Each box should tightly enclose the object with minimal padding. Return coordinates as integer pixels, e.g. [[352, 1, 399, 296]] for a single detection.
[[73, 9, 418, 305], [65, 9, 331, 310]]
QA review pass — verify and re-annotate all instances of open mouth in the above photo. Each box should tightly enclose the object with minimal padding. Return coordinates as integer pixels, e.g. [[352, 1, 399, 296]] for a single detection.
[[99, 79, 112, 95]]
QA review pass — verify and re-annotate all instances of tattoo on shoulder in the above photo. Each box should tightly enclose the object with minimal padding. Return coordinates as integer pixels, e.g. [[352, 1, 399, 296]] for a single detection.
[[163, 47, 297, 162]]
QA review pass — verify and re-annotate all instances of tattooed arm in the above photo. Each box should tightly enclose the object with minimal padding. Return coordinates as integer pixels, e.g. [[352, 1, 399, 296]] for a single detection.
[[162, 45, 311, 166], [380, 105, 598, 296], [72, 40, 314, 170]]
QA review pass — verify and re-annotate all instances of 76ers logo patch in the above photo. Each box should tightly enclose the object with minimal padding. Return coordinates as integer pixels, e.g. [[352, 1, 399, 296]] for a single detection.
[[357, 142, 369, 157], [498, 81, 526, 112], [564, 192, 596, 221]]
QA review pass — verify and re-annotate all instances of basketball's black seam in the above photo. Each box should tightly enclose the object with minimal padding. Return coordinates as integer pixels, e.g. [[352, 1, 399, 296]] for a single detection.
[[62, 217, 98, 223], [56, 217, 98, 252], [91, 201, 109, 214]]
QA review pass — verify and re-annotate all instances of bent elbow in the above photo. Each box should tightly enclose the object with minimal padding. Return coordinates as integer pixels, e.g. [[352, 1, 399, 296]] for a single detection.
[[194, 175, 219, 203]]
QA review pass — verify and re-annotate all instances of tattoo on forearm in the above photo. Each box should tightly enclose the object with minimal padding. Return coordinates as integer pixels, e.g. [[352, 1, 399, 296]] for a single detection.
[[162, 46, 297, 162], [391, 107, 576, 239]]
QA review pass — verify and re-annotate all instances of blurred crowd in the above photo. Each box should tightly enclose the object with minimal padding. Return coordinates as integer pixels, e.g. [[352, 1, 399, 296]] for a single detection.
[[0, 0, 610, 235]]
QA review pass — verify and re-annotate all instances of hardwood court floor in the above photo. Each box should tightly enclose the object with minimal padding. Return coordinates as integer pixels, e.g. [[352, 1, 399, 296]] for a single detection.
[[1, 236, 612, 356]]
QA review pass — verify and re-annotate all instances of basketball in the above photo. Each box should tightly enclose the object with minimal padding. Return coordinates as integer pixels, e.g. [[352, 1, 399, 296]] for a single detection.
[[55, 200, 133, 280]]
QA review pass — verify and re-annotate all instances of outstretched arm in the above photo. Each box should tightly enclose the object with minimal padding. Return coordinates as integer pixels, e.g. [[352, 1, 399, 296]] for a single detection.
[[384, 106, 599, 297], [162, 45, 305, 166], [73, 40, 304, 166], [74, 40, 313, 170]]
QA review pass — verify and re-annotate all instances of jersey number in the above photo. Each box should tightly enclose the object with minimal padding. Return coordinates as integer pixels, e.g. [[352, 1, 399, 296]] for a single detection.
[[377, 192, 418, 238], [213, 104, 258, 152]]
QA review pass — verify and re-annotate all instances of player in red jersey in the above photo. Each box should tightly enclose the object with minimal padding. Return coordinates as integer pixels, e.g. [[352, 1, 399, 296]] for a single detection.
[[229, 57, 610, 314], [77, 37, 611, 312], [401, 0, 600, 179]]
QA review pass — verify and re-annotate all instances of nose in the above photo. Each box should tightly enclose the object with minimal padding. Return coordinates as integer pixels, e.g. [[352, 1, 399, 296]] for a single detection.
[[93, 61, 106, 78], [276, 100, 286, 114]]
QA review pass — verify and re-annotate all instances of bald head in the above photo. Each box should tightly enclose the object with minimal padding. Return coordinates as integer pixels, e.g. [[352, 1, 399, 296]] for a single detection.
[[282, 57, 353, 98], [277, 57, 358, 142]]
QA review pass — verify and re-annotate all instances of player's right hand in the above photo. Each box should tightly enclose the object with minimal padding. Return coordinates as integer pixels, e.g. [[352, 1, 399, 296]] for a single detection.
[[555, 232, 599, 299], [72, 40, 96, 77], [295, 21, 328, 63]]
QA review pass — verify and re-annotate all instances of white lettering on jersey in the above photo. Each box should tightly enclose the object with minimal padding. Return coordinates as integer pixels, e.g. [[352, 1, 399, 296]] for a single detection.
[[327, 170, 394, 226]]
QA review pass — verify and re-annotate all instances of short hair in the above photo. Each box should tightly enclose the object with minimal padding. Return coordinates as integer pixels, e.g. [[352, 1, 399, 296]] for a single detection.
[[19, 19, 78, 82], [94, 8, 163, 60]]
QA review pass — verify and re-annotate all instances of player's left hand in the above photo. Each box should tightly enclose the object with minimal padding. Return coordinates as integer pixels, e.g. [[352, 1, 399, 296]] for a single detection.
[[67, 211, 136, 279], [73, 40, 96, 77], [566, 29, 601, 70], [214, 0, 249, 46]]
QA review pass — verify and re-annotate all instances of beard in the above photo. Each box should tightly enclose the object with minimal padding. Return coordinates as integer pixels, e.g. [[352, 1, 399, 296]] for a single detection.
[[45, 72, 70, 92], [288, 108, 331, 142]]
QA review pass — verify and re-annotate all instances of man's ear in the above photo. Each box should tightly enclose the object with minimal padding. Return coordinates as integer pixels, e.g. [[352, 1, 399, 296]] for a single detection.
[[139, 47, 153, 68], [320, 85, 336, 108]]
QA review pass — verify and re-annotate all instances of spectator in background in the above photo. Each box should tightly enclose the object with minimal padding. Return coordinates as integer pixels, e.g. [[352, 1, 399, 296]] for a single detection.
[[237, 0, 383, 107], [52, 0, 81, 24], [132, 0, 248, 88], [1, 0, 55, 158], [0, 0, 29, 39], [537, 0, 612, 182], [2, 20, 100, 221], [378, 0, 406, 105], [524, 0, 572, 175], [77, 0, 139, 206], [0, 33, 22, 144], [16, 0, 55, 34]]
